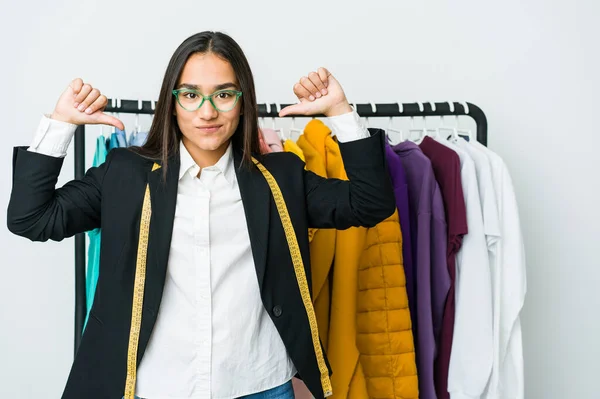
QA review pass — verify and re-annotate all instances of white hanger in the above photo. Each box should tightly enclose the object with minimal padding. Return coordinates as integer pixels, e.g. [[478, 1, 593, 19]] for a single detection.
[[408, 102, 427, 142], [135, 100, 143, 134], [427, 102, 439, 138], [436, 101, 458, 141], [259, 102, 270, 130], [271, 103, 286, 141], [386, 102, 403, 144], [113, 98, 122, 133], [455, 103, 473, 141], [288, 116, 303, 141], [407, 102, 422, 142], [364, 101, 377, 129], [353, 102, 366, 126]]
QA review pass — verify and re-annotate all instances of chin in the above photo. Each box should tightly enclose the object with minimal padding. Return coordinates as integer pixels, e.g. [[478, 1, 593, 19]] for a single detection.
[[192, 136, 230, 152]]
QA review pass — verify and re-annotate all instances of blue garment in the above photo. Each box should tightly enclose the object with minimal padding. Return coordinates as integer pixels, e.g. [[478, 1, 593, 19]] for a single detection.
[[238, 380, 294, 398], [109, 128, 127, 150], [83, 136, 108, 332], [129, 131, 149, 147], [125, 380, 294, 399]]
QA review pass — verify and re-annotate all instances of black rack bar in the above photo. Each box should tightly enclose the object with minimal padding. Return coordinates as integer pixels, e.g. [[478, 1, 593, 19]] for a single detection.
[[72, 100, 488, 355]]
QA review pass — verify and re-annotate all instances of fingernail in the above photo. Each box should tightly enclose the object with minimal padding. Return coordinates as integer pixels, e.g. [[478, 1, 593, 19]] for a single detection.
[[321, 89, 327, 95], [85, 108, 92, 114], [78, 105, 85, 111], [315, 92, 322, 98], [73, 102, 79, 108], [309, 95, 315, 101]]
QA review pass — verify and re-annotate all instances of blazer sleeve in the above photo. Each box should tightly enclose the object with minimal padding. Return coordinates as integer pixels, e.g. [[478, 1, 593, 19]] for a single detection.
[[303, 129, 396, 230], [7, 146, 115, 242]]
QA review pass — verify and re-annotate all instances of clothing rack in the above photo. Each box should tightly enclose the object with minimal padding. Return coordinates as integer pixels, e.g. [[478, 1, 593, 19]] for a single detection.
[[72, 100, 488, 355]]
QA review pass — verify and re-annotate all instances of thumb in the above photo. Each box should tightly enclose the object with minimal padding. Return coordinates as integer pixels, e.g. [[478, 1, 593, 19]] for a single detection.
[[96, 112, 125, 131], [279, 102, 311, 117]]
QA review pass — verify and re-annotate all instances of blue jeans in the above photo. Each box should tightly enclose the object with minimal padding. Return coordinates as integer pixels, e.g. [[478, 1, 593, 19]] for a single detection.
[[238, 380, 295, 398], [127, 380, 295, 399]]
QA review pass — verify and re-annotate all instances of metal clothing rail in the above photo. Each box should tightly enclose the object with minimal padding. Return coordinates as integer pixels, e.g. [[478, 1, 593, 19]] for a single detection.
[[72, 100, 488, 354]]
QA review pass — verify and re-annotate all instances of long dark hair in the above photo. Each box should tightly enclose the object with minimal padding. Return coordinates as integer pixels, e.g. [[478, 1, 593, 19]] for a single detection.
[[134, 31, 260, 175]]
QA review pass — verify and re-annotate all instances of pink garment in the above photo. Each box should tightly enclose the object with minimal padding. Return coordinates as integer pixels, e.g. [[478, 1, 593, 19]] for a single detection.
[[261, 128, 284, 152], [292, 377, 313, 399], [258, 129, 272, 154]]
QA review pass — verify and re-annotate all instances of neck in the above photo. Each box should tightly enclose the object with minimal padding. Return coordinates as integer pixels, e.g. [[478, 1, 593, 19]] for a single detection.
[[182, 138, 230, 169]]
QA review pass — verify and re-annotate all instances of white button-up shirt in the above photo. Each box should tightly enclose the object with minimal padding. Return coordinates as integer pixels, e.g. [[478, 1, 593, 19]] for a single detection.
[[28, 110, 369, 399], [135, 140, 296, 399]]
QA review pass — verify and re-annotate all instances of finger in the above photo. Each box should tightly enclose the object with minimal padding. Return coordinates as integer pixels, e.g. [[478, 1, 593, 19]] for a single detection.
[[79, 88, 101, 114], [74, 84, 92, 108], [279, 102, 309, 117], [94, 112, 125, 131], [299, 77, 319, 101], [85, 94, 108, 115], [70, 78, 84, 95], [317, 67, 330, 89], [293, 83, 313, 102], [308, 71, 327, 97]]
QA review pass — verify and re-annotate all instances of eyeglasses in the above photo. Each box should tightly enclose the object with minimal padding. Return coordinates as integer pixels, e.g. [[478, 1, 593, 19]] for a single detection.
[[172, 88, 243, 112]]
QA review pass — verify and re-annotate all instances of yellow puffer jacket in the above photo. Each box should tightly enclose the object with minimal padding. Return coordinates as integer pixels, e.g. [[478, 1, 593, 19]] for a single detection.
[[303, 120, 419, 399]]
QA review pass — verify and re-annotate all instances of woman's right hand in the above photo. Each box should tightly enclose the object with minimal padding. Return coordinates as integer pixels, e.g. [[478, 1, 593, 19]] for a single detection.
[[50, 78, 125, 130]]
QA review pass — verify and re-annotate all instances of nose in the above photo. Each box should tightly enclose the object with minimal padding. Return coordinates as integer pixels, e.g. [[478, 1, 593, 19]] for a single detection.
[[197, 99, 218, 119]]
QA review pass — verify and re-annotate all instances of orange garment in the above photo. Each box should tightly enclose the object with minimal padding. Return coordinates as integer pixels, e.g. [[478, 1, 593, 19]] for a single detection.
[[297, 124, 336, 351], [283, 139, 305, 162], [304, 120, 418, 399], [282, 138, 315, 399]]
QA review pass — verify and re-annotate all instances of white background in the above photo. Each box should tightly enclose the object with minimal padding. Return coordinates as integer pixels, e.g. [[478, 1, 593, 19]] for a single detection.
[[1, 0, 598, 398]]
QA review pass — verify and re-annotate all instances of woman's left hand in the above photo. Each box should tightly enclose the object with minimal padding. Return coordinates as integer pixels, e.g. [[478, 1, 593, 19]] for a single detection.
[[279, 67, 353, 118]]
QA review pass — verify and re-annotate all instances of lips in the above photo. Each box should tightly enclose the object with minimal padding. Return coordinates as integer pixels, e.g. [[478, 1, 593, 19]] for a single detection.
[[197, 125, 222, 133]]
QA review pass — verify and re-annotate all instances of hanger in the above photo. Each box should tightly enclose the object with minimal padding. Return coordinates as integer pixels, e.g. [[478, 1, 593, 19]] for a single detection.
[[114, 98, 122, 133], [288, 116, 304, 141], [258, 102, 269, 131], [456, 101, 473, 141], [427, 101, 440, 138], [135, 99, 143, 133], [436, 101, 458, 141], [408, 102, 427, 143], [364, 101, 378, 129], [407, 102, 422, 142], [386, 102, 404, 144], [353, 102, 366, 127], [272, 103, 286, 141], [128, 99, 142, 145]]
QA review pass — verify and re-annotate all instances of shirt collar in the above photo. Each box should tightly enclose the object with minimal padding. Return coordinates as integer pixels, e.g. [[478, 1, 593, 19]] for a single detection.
[[178, 140, 236, 187]]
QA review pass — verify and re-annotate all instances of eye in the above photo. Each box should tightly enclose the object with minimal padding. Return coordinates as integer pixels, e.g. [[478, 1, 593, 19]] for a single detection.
[[217, 91, 233, 99], [183, 91, 198, 99]]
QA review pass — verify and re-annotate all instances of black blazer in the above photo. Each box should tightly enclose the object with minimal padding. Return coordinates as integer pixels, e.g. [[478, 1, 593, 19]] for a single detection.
[[7, 128, 396, 399]]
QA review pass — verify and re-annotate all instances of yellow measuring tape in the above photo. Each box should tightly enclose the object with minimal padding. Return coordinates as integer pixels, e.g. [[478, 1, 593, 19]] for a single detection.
[[252, 157, 333, 398], [123, 160, 332, 398], [123, 164, 157, 399]]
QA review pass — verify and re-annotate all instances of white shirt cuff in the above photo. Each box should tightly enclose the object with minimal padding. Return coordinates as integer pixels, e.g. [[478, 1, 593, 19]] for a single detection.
[[328, 110, 370, 142], [28, 114, 78, 158]]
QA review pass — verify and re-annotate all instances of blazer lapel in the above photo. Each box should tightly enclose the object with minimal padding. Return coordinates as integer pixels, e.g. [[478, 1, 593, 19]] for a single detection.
[[234, 150, 271, 290], [139, 154, 180, 341]]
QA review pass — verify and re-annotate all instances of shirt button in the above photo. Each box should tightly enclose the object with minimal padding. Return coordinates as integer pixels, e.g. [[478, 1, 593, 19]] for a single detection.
[[273, 305, 282, 317]]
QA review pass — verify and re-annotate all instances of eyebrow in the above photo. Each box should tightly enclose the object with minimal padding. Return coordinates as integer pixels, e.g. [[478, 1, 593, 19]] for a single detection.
[[178, 82, 238, 91]]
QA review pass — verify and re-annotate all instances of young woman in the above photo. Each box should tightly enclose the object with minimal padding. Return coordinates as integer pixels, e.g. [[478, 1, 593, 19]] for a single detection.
[[7, 31, 395, 399]]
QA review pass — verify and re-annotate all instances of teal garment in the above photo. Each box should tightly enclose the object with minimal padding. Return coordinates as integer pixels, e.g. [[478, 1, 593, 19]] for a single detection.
[[83, 136, 108, 333], [109, 128, 127, 150]]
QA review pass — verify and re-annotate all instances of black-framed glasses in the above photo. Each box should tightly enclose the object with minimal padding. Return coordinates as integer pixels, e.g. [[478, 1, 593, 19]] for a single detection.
[[172, 88, 243, 112]]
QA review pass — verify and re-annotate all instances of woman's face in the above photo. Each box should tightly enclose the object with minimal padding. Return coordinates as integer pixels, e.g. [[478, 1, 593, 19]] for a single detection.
[[174, 52, 242, 167]]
